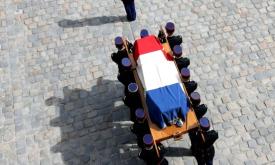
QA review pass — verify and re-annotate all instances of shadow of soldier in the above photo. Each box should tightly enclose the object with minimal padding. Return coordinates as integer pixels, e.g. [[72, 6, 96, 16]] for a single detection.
[[46, 78, 143, 165], [164, 147, 193, 157], [58, 16, 128, 28]]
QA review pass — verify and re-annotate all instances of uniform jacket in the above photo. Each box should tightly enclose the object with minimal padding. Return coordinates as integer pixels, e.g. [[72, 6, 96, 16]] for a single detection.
[[175, 57, 190, 70], [191, 130, 219, 161], [167, 35, 183, 50], [111, 42, 133, 72]]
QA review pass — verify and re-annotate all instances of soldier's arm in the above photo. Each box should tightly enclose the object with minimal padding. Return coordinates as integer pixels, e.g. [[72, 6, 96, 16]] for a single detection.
[[127, 41, 134, 53], [111, 52, 118, 63], [157, 30, 166, 43], [176, 35, 183, 45], [204, 130, 219, 147], [157, 30, 163, 38], [138, 149, 147, 160]]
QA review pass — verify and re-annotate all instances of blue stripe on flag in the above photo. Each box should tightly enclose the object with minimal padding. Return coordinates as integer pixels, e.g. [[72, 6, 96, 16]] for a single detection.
[[146, 83, 189, 128]]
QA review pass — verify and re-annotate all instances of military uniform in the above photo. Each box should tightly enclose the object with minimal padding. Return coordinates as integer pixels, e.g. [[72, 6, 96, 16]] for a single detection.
[[191, 117, 219, 165], [194, 104, 207, 120], [111, 38, 139, 121], [117, 71, 134, 86], [121, 0, 136, 21], [173, 45, 190, 70], [165, 22, 183, 49], [123, 83, 142, 121], [180, 67, 198, 95], [158, 30, 166, 43], [138, 134, 168, 165], [175, 57, 190, 70], [112, 37, 134, 86], [167, 36, 182, 51], [111, 37, 133, 72], [130, 108, 150, 147], [117, 57, 135, 86], [185, 81, 197, 95], [111, 49, 128, 69], [140, 29, 149, 38], [190, 92, 201, 107]]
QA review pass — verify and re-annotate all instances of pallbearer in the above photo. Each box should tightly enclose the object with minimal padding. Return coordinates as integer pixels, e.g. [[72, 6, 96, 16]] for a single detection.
[[117, 57, 134, 86], [123, 83, 142, 108], [111, 36, 133, 70], [190, 92, 201, 107], [173, 45, 190, 70], [180, 67, 190, 82], [123, 83, 142, 121], [180, 68, 197, 95], [189, 92, 207, 120], [112, 37, 134, 87], [190, 117, 218, 165], [131, 108, 150, 147], [140, 29, 149, 38], [138, 134, 168, 165], [165, 22, 183, 49], [193, 104, 208, 120]]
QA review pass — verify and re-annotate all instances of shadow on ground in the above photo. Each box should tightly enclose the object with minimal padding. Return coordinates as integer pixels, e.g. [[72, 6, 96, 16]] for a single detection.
[[58, 16, 128, 28], [46, 78, 143, 165], [165, 147, 193, 157]]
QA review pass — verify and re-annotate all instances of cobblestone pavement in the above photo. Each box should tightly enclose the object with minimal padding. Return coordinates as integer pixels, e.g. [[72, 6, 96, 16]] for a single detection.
[[0, 0, 275, 164]]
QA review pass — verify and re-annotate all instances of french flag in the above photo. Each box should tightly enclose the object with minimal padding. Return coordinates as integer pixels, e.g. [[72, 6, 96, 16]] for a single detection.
[[134, 35, 189, 129]]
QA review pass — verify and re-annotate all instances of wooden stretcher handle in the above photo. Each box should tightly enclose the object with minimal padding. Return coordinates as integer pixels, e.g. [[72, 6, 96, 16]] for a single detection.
[[173, 131, 183, 140], [122, 38, 137, 69], [159, 25, 205, 142], [122, 37, 161, 158]]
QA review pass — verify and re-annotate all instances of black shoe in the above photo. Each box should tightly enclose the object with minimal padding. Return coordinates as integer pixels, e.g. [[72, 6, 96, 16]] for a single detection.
[[127, 17, 136, 22], [157, 143, 167, 155], [130, 125, 134, 133], [160, 158, 169, 165]]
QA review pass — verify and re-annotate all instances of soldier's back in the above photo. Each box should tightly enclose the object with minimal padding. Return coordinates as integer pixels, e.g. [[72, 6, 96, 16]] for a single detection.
[[167, 35, 183, 49]]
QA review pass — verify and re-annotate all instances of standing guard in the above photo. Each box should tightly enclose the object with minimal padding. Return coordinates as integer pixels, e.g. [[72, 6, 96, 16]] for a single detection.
[[173, 45, 190, 70], [121, 0, 136, 21], [190, 117, 219, 165]]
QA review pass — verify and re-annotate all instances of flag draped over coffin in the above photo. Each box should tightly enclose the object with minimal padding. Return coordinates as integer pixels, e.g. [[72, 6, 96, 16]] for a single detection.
[[133, 35, 189, 129]]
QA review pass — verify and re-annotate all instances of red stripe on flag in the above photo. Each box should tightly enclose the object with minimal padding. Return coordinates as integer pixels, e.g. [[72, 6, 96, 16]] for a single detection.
[[133, 35, 163, 61], [161, 50, 174, 61]]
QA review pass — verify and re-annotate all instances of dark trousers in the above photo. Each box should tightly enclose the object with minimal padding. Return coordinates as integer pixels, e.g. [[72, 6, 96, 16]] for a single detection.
[[122, 0, 136, 21], [195, 157, 213, 165]]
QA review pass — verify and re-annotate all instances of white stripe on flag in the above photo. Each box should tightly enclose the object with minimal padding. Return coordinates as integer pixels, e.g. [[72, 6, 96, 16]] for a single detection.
[[137, 50, 182, 91]]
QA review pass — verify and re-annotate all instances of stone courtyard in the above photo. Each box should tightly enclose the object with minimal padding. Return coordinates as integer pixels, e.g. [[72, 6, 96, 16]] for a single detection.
[[0, 0, 275, 164]]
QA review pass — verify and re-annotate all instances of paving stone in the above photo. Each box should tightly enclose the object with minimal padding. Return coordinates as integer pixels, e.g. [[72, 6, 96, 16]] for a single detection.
[[259, 127, 269, 136], [256, 136, 266, 145], [224, 128, 236, 137], [250, 130, 260, 139], [255, 155, 268, 164], [247, 139, 258, 149], [226, 102, 241, 111], [244, 160, 257, 165]]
